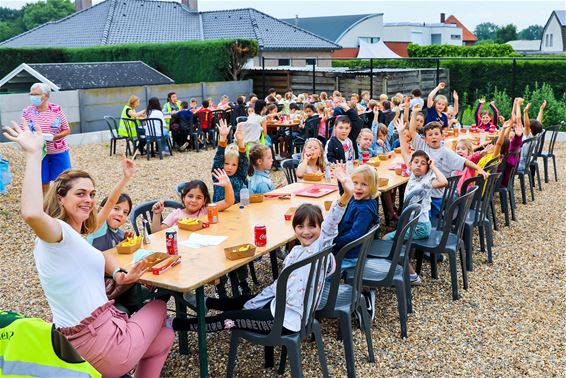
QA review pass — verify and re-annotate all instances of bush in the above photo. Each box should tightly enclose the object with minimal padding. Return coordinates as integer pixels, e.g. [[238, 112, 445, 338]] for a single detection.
[[0, 39, 258, 83], [407, 43, 516, 57]]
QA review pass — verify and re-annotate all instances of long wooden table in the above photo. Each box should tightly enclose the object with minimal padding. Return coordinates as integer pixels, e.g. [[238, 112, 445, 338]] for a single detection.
[[105, 182, 339, 377]]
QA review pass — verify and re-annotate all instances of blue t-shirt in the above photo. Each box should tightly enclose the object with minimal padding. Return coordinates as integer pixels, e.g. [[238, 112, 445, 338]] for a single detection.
[[86, 222, 125, 251], [334, 198, 379, 259], [424, 104, 448, 128]]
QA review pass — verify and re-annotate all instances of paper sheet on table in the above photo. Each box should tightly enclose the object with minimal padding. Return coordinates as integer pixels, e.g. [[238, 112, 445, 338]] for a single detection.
[[180, 233, 228, 248]]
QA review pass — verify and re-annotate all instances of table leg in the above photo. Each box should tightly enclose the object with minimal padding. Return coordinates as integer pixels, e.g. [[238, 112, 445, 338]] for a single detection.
[[228, 271, 240, 297], [269, 250, 279, 280], [196, 286, 209, 378], [174, 293, 189, 355]]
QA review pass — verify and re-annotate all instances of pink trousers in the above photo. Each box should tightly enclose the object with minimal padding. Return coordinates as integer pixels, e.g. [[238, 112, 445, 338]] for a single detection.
[[59, 300, 174, 378]]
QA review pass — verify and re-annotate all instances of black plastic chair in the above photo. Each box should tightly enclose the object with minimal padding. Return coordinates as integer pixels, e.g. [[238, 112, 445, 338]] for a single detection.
[[129, 200, 183, 235], [538, 125, 559, 183], [326, 116, 336, 140], [414, 187, 477, 300], [104, 116, 129, 156], [137, 118, 173, 160], [515, 136, 537, 204], [530, 129, 545, 191], [281, 159, 299, 185], [315, 225, 379, 378], [431, 174, 461, 228], [226, 246, 333, 378], [120, 117, 140, 156], [347, 204, 421, 338], [294, 117, 320, 153], [494, 150, 521, 226]]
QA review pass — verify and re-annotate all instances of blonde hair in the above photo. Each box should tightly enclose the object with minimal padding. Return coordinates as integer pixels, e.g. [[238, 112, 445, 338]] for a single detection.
[[434, 95, 448, 105], [44, 169, 98, 235], [379, 94, 388, 102], [351, 165, 379, 199], [320, 91, 328, 100], [332, 90, 342, 98], [224, 143, 240, 161], [457, 140, 474, 155], [302, 138, 326, 172], [127, 95, 139, 108], [357, 128, 373, 144]]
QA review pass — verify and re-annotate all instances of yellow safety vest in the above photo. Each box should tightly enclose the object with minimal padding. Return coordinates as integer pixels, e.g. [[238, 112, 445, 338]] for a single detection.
[[118, 105, 137, 137], [164, 101, 182, 129], [0, 310, 101, 377]]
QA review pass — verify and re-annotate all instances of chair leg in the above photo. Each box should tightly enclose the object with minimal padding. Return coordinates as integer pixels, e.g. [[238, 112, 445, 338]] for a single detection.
[[285, 343, 304, 378], [552, 156, 558, 181], [478, 225, 486, 253], [430, 253, 438, 279], [543, 156, 549, 183], [338, 314, 356, 378], [248, 262, 259, 285], [518, 174, 527, 204], [490, 199, 499, 231], [405, 262, 413, 314], [528, 172, 535, 201], [463, 225, 473, 272], [312, 322, 331, 378], [358, 304, 375, 362], [459, 246, 468, 290], [448, 253, 459, 300], [485, 221, 494, 263], [535, 165, 542, 191], [415, 250, 423, 275], [109, 139, 113, 156], [226, 332, 240, 378], [395, 283, 408, 339], [499, 190, 510, 226], [276, 346, 286, 373], [509, 191, 517, 221]]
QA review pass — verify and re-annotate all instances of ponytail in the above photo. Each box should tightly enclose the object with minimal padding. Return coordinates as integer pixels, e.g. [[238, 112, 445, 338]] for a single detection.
[[248, 143, 270, 176]]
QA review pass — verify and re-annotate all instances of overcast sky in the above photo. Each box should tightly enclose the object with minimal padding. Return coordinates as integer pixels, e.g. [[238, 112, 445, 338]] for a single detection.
[[1, 0, 563, 31]]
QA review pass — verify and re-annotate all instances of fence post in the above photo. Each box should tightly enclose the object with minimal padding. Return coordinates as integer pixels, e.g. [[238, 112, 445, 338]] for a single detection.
[[511, 58, 517, 101], [370, 58, 374, 99], [435, 58, 440, 85], [312, 62, 316, 94], [262, 56, 266, 99]]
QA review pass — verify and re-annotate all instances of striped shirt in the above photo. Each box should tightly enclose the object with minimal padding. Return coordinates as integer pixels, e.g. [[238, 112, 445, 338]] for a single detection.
[[21, 103, 70, 154]]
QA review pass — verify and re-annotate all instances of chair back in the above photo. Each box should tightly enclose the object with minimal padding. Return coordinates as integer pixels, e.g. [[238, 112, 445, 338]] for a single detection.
[[518, 137, 536, 173], [483, 156, 501, 172], [435, 187, 478, 249], [296, 103, 304, 110], [476, 172, 501, 225], [535, 129, 547, 156], [319, 224, 380, 316], [277, 103, 284, 112], [326, 116, 336, 139], [269, 245, 334, 339], [402, 188, 427, 211], [138, 118, 164, 138], [499, 150, 521, 190], [304, 117, 321, 139], [436, 174, 461, 226], [281, 159, 299, 185], [104, 116, 119, 138], [460, 175, 484, 206], [120, 118, 139, 139], [130, 200, 183, 235], [543, 125, 559, 156]]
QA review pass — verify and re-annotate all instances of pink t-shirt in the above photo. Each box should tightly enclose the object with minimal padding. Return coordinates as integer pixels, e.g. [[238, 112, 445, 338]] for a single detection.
[[21, 103, 70, 154], [162, 207, 208, 227], [454, 152, 482, 194]]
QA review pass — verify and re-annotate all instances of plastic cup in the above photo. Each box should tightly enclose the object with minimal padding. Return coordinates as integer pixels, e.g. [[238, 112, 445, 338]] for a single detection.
[[284, 213, 292, 221], [324, 201, 332, 211]]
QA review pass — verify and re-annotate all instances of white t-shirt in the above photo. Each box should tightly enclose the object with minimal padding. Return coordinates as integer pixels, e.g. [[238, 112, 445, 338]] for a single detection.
[[34, 220, 108, 328], [244, 113, 264, 144], [147, 110, 165, 136]]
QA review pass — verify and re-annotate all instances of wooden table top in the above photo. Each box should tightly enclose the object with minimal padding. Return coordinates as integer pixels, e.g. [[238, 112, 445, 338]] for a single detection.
[[369, 152, 409, 192], [104, 183, 339, 292], [445, 132, 494, 151], [266, 120, 301, 127]]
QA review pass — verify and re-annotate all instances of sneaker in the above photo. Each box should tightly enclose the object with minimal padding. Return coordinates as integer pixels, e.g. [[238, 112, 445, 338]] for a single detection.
[[363, 289, 376, 321], [179, 142, 190, 151], [410, 273, 422, 286], [182, 292, 208, 313]]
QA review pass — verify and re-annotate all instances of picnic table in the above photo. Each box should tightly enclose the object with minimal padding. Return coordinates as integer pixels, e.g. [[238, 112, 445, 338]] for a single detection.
[[266, 119, 301, 156], [104, 182, 339, 377]]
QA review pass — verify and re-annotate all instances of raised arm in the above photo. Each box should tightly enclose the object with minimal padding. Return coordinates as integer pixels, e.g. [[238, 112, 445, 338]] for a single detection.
[[408, 104, 421, 139], [493, 118, 511, 157], [489, 101, 500, 126], [394, 117, 411, 165], [212, 169, 235, 211], [475, 99, 484, 125], [427, 82, 445, 109], [234, 123, 249, 181], [403, 96, 410, 124], [537, 100, 546, 123], [452, 91, 459, 116], [3, 120, 62, 242], [523, 103, 532, 137], [97, 156, 135, 227]]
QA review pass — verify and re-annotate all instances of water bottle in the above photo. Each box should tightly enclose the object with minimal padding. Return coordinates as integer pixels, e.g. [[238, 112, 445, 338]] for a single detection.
[[240, 185, 250, 206], [324, 166, 332, 183], [0, 158, 12, 195]]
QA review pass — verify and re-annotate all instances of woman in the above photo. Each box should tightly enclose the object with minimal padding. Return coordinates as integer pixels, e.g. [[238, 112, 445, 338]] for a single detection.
[[2, 120, 174, 378], [118, 95, 146, 138]]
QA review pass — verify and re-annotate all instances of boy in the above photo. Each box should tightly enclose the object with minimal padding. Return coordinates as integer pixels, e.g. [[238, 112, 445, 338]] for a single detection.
[[325, 115, 355, 171], [409, 88, 424, 110], [409, 104, 487, 219], [174, 101, 194, 151], [196, 100, 214, 146], [360, 90, 371, 110]]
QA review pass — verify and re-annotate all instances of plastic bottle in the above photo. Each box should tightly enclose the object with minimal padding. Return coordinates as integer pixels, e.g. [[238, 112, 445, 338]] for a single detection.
[[0, 158, 11, 195], [240, 185, 250, 206], [142, 219, 152, 245], [324, 166, 332, 183]]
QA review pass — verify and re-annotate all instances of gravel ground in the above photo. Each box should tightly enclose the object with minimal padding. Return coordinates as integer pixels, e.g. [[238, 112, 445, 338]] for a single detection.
[[0, 140, 564, 377]]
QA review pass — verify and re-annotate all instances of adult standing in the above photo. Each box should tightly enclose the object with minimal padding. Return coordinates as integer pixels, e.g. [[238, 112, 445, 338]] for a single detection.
[[21, 83, 71, 193]]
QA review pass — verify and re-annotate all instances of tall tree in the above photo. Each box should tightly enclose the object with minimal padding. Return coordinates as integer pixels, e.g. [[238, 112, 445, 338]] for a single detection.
[[474, 22, 499, 41], [495, 24, 518, 44], [22, 0, 74, 30], [518, 25, 543, 40]]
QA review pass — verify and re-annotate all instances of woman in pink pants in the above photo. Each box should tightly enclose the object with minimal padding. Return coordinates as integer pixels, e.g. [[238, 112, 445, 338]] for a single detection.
[[3, 120, 174, 377]]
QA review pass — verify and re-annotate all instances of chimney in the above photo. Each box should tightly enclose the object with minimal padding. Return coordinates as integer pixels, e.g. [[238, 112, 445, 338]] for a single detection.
[[440, 13, 446, 23], [75, 0, 92, 12], [182, 0, 198, 12], [295, 15, 299, 26]]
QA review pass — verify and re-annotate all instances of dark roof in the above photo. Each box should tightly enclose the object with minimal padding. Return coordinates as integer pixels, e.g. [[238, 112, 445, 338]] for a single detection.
[[281, 14, 381, 43], [0, 0, 339, 51], [15, 62, 173, 90], [555, 10, 566, 26]]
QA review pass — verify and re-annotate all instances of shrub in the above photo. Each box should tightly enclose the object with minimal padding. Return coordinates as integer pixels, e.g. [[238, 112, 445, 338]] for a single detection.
[[407, 43, 516, 57]]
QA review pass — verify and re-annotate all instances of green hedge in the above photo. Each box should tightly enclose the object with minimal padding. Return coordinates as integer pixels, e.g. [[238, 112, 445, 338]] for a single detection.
[[0, 39, 258, 83], [407, 43, 516, 57]]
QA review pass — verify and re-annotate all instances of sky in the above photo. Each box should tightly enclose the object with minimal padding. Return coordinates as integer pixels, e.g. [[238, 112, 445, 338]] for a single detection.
[[1, 0, 564, 31]]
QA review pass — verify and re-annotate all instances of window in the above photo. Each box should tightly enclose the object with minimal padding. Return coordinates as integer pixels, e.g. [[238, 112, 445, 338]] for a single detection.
[[451, 34, 461, 40], [306, 58, 317, 66], [358, 36, 380, 45], [278, 58, 291, 66], [431, 34, 442, 45], [550, 34, 553, 47]]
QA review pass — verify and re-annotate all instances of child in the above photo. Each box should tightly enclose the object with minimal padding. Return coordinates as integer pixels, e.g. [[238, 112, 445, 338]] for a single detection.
[[333, 165, 380, 271], [141, 97, 170, 155], [172, 166, 355, 334], [297, 138, 326, 178], [520, 100, 546, 172], [357, 128, 377, 159], [475, 99, 500, 131], [196, 100, 214, 146], [425, 82, 449, 128], [371, 122, 391, 154], [453, 139, 482, 194], [325, 115, 355, 170], [151, 172, 234, 232], [212, 119, 248, 203], [244, 100, 268, 149], [315, 102, 329, 143], [289, 103, 301, 121], [409, 88, 424, 110], [248, 144, 274, 194], [409, 104, 487, 219], [360, 90, 371, 109]]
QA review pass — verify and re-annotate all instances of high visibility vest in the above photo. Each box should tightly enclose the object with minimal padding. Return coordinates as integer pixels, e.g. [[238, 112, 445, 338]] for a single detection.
[[118, 105, 137, 137], [0, 310, 101, 377], [164, 101, 182, 129]]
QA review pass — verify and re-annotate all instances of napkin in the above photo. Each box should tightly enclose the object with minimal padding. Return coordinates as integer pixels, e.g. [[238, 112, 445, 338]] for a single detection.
[[180, 233, 228, 249], [132, 248, 154, 264]]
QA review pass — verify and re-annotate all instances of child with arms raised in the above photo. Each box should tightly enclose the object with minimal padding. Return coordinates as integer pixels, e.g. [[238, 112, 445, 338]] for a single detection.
[[425, 82, 449, 128], [475, 99, 500, 131]]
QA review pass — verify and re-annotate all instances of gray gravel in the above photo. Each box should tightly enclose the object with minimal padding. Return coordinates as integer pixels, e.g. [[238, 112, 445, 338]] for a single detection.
[[0, 141, 564, 377]]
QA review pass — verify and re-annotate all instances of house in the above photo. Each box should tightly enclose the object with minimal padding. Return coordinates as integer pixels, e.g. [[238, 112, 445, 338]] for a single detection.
[[0, 0, 339, 68], [383, 22, 463, 50], [441, 14, 477, 46], [0, 62, 174, 93], [506, 40, 541, 54], [540, 10, 566, 53]]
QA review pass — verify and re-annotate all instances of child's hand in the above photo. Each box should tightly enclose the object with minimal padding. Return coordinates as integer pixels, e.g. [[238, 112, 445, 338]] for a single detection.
[[152, 201, 164, 215], [438, 82, 446, 89], [212, 168, 230, 187], [540, 100, 547, 110], [477, 168, 488, 180], [394, 117, 405, 133], [373, 106, 380, 115], [124, 231, 135, 240], [304, 151, 313, 160], [524, 103, 531, 112], [2, 119, 44, 154], [121, 154, 135, 179], [412, 103, 422, 113], [452, 91, 458, 101], [116, 259, 148, 285], [478, 98, 485, 104], [218, 119, 231, 140], [498, 115, 505, 125], [377, 139, 385, 147], [333, 163, 354, 192], [489, 100, 495, 106], [429, 159, 436, 170], [516, 98, 524, 106]]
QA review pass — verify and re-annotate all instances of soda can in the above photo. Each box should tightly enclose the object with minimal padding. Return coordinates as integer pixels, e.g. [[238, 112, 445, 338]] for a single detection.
[[208, 203, 219, 224], [165, 230, 178, 255], [254, 224, 267, 247], [362, 151, 370, 164]]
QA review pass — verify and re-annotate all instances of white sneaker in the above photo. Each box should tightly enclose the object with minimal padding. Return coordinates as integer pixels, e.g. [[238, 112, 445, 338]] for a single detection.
[[410, 273, 422, 286]]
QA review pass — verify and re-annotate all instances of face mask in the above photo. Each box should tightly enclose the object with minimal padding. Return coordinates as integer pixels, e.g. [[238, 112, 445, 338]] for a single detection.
[[30, 95, 43, 107]]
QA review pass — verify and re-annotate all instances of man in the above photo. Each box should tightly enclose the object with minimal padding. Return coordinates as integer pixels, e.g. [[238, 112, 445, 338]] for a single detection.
[[21, 83, 71, 193]]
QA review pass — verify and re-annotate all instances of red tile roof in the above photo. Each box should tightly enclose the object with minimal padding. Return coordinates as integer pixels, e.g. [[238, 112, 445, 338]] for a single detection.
[[444, 15, 478, 42]]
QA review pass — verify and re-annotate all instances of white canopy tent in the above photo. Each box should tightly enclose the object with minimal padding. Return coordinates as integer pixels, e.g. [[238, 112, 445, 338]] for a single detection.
[[357, 40, 401, 59]]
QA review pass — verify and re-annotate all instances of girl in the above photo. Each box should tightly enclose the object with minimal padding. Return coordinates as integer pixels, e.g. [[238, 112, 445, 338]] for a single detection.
[[453, 139, 482, 194], [3, 121, 173, 377], [357, 128, 377, 159], [333, 165, 380, 271], [151, 170, 234, 232], [425, 82, 449, 127], [140, 97, 170, 155], [371, 122, 391, 154], [297, 138, 326, 178], [475, 99, 500, 131], [315, 102, 329, 143], [174, 165, 355, 334], [248, 144, 274, 194]]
